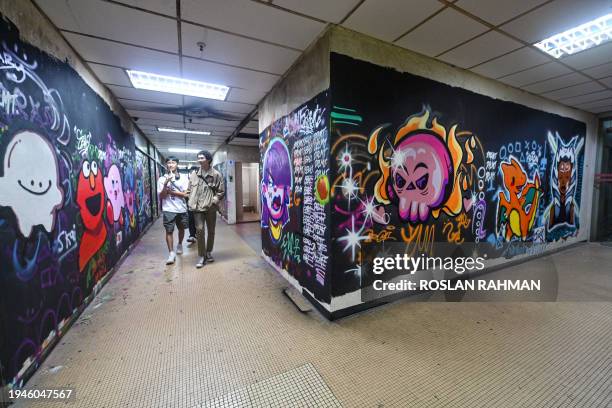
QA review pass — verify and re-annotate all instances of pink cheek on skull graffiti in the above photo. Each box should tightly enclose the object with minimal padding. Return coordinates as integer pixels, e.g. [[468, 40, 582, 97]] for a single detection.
[[391, 136, 452, 223]]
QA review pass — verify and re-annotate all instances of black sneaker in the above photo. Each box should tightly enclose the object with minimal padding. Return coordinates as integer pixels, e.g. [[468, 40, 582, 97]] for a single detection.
[[206, 252, 214, 263]]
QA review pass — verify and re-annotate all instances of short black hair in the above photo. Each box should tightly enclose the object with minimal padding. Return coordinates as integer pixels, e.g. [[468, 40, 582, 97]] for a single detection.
[[166, 155, 179, 164], [197, 150, 212, 161]]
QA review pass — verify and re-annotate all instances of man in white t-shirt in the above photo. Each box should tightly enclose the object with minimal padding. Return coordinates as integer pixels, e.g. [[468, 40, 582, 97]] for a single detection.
[[157, 156, 190, 264]]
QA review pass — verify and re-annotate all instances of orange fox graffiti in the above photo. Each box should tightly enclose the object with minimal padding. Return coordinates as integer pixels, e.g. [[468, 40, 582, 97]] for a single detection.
[[497, 157, 541, 241]]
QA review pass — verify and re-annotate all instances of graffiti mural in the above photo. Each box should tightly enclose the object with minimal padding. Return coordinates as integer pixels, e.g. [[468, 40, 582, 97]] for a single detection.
[[0, 15, 152, 386], [545, 132, 584, 239], [260, 92, 331, 302], [329, 52, 586, 299]]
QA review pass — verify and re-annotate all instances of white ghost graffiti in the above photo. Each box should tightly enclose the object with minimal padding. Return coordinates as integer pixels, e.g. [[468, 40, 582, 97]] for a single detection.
[[0, 131, 64, 237]]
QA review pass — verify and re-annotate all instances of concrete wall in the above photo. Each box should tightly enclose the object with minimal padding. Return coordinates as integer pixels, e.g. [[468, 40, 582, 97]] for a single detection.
[[258, 29, 331, 132]]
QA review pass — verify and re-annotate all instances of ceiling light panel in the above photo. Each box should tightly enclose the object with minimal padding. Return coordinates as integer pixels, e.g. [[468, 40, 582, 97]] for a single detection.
[[126, 70, 229, 100]]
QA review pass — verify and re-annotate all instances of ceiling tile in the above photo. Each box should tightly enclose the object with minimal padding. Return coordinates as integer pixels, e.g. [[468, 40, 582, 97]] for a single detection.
[[118, 99, 181, 112], [114, 0, 176, 16], [107, 85, 184, 105], [190, 117, 242, 126], [227, 88, 268, 105], [583, 61, 612, 79], [498, 62, 572, 87], [181, 0, 325, 50], [127, 110, 184, 122], [182, 57, 279, 92], [181, 23, 300, 75], [394, 8, 488, 57], [343, 0, 443, 42], [575, 97, 612, 110], [500, 0, 612, 43], [470, 46, 549, 78], [559, 90, 612, 105], [37, 0, 178, 52], [274, 0, 360, 23], [522, 72, 589, 94], [600, 76, 612, 87], [455, 0, 548, 25], [592, 104, 612, 113], [183, 96, 254, 115], [561, 43, 612, 70], [63, 32, 180, 76], [89, 63, 132, 86], [541, 81, 605, 100], [439, 31, 522, 68]]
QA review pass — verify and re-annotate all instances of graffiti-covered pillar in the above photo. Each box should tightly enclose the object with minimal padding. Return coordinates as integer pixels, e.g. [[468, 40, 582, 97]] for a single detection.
[[258, 26, 596, 319]]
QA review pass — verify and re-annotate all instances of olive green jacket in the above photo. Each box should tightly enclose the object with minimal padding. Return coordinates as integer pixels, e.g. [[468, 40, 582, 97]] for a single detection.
[[187, 167, 225, 212]]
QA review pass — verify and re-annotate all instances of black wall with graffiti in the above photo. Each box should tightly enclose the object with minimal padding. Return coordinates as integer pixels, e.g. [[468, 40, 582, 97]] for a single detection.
[[329, 52, 586, 299], [0, 16, 153, 385], [259, 91, 332, 304]]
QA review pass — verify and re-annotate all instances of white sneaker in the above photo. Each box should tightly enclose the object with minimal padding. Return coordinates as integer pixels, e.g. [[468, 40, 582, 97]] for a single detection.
[[166, 251, 176, 265], [176, 244, 183, 255], [196, 257, 205, 268]]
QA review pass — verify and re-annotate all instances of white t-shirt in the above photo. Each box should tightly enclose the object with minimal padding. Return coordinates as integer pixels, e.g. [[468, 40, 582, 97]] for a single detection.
[[157, 172, 189, 213]]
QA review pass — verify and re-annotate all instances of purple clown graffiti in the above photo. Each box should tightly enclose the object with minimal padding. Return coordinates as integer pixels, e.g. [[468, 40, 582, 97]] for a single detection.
[[261, 138, 293, 243]]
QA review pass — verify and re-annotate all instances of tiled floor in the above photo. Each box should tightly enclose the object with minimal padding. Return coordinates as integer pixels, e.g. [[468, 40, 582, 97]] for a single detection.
[[15, 218, 612, 407]]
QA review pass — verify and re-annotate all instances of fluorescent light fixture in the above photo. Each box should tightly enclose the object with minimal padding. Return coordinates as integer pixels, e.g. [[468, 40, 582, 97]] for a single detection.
[[168, 148, 201, 154], [126, 70, 229, 100], [157, 126, 211, 135], [534, 13, 612, 59]]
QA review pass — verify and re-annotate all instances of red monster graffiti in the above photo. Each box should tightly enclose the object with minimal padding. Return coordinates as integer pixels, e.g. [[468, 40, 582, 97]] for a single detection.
[[497, 156, 540, 241], [76, 160, 107, 271]]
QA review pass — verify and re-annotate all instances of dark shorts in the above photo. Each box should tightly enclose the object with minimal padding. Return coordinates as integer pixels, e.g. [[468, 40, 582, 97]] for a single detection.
[[163, 211, 188, 233]]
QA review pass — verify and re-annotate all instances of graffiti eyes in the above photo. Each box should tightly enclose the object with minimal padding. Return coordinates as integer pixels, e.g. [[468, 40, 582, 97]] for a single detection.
[[415, 174, 428, 190], [82, 161, 91, 178], [91, 161, 98, 176], [394, 173, 406, 188]]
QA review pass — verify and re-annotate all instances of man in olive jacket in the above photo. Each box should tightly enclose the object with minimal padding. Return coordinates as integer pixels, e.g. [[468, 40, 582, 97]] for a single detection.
[[188, 150, 225, 268]]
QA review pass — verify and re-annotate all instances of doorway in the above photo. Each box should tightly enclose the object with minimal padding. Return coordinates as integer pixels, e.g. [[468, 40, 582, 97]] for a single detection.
[[235, 162, 260, 223]]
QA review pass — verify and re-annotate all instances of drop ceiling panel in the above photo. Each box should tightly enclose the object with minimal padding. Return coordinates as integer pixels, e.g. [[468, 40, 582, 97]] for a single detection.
[[181, 23, 300, 75], [575, 97, 612, 110], [230, 139, 259, 146], [36, 0, 178, 52], [600, 76, 612, 87], [117, 99, 181, 112], [470, 46, 550, 78], [592, 104, 612, 113], [522, 72, 589, 94], [498, 62, 572, 87], [500, 0, 612, 43], [182, 57, 279, 92], [439, 31, 522, 68], [227, 88, 268, 105], [541, 81, 605, 100], [114, 0, 176, 16], [394, 8, 488, 57], [181, 0, 325, 50], [455, 0, 549, 25], [189, 117, 242, 126], [183, 96, 254, 115], [127, 110, 184, 123], [583, 62, 612, 79], [63, 32, 180, 76], [274, 0, 360, 23], [107, 85, 184, 105], [89, 63, 132, 86], [343, 0, 443, 42], [560, 43, 612, 70], [559, 90, 612, 105]]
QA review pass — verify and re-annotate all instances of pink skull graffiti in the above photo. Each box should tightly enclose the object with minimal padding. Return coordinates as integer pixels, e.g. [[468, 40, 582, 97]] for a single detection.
[[388, 132, 453, 223]]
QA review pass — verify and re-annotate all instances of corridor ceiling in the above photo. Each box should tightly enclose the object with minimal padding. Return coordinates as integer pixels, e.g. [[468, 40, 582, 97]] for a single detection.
[[35, 0, 612, 160]]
